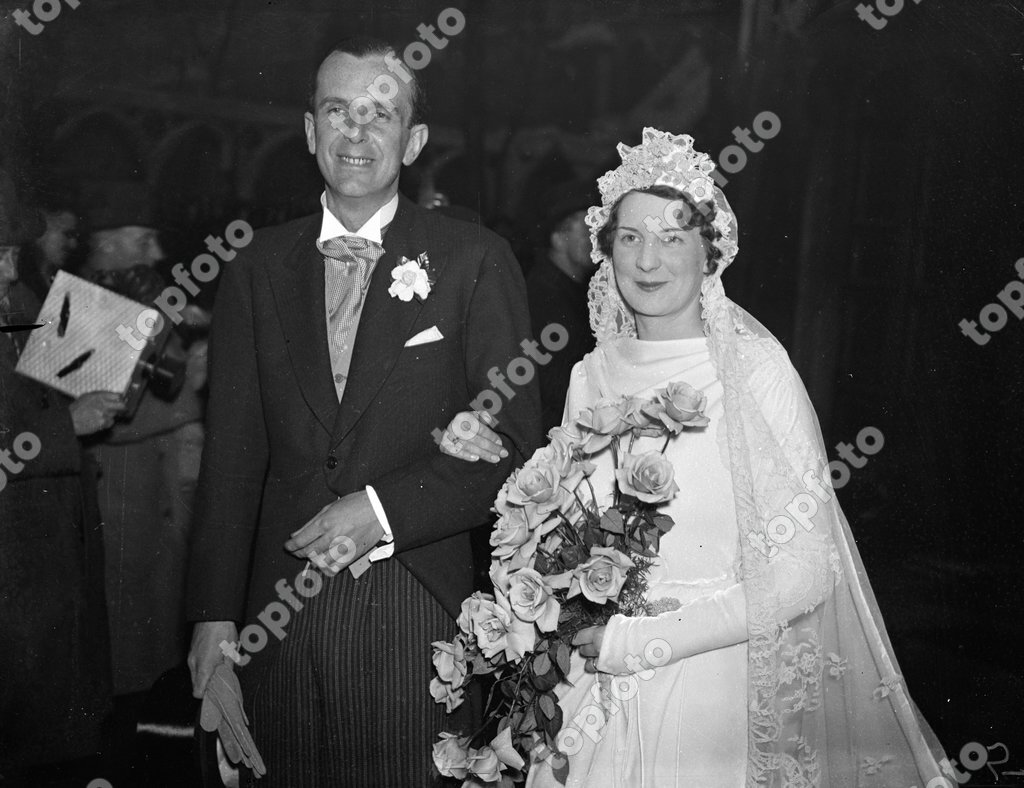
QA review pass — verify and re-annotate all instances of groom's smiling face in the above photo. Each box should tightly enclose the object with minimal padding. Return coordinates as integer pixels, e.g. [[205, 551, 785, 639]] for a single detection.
[[305, 51, 428, 211]]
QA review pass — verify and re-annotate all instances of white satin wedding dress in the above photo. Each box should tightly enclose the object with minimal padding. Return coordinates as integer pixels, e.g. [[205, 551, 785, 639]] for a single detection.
[[529, 335, 750, 787], [527, 327, 949, 787]]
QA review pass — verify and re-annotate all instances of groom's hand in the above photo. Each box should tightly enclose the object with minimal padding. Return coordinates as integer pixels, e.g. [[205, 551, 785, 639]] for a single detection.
[[188, 620, 239, 698], [284, 491, 384, 574]]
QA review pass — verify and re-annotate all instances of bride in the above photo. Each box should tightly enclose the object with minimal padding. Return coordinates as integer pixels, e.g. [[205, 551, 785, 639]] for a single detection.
[[439, 128, 950, 787]]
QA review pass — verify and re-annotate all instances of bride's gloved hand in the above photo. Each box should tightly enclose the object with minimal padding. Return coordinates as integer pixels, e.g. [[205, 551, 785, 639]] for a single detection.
[[572, 625, 605, 673], [595, 585, 748, 676], [438, 409, 509, 464]]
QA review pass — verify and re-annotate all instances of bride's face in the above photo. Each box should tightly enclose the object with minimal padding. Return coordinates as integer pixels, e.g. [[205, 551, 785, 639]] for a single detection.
[[610, 192, 708, 335]]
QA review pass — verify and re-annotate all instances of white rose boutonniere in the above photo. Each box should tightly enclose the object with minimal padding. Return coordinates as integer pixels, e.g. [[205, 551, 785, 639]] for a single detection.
[[388, 252, 433, 302]]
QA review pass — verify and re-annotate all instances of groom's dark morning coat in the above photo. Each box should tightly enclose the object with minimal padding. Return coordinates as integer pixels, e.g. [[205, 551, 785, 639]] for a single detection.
[[186, 198, 540, 784], [187, 194, 540, 632]]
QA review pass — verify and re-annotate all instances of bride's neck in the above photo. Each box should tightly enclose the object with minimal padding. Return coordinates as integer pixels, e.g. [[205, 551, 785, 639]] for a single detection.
[[636, 308, 704, 341]]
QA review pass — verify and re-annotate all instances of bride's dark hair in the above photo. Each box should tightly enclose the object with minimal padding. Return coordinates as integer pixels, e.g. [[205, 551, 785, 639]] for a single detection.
[[596, 184, 724, 275]]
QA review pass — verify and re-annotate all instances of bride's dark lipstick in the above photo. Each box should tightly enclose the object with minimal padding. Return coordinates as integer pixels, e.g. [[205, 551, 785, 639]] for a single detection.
[[635, 281, 668, 292]]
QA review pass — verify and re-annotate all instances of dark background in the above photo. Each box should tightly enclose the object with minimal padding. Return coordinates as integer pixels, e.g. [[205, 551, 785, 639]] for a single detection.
[[2, 0, 1023, 780]]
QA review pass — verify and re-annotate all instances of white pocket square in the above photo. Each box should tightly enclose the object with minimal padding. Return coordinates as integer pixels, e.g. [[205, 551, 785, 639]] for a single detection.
[[404, 326, 444, 347]]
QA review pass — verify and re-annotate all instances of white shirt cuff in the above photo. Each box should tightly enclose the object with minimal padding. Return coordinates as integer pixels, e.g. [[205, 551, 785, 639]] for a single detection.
[[364, 485, 394, 562]]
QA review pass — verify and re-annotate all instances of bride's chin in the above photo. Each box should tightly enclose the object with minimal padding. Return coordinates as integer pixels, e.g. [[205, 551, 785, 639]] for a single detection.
[[621, 292, 660, 314], [626, 301, 671, 321]]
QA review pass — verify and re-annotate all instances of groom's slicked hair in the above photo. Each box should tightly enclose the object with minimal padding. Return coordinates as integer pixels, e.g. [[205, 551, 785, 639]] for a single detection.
[[307, 35, 425, 126]]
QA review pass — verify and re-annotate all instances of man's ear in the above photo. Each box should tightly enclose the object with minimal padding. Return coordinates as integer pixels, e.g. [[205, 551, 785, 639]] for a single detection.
[[304, 112, 316, 155], [402, 124, 429, 166]]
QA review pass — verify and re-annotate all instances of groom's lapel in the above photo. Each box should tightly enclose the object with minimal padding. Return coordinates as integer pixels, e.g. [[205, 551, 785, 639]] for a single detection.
[[268, 215, 339, 433], [330, 196, 440, 448]]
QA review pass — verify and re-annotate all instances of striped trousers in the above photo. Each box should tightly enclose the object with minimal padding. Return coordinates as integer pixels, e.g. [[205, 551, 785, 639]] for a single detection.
[[242, 559, 459, 787]]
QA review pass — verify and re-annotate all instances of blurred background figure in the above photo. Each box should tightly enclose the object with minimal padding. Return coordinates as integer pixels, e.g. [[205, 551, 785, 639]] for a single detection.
[[526, 181, 599, 431], [83, 181, 165, 275], [77, 179, 208, 781], [16, 185, 79, 301], [0, 169, 118, 787], [412, 154, 484, 224]]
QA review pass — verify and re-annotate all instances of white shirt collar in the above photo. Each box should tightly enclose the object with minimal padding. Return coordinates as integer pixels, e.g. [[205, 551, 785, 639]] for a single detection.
[[318, 192, 399, 245]]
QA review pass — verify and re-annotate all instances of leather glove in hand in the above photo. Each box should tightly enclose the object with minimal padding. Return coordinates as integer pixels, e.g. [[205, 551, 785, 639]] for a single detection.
[[199, 663, 267, 778]]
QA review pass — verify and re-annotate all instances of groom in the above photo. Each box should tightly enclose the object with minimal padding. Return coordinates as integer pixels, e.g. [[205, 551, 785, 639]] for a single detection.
[[186, 37, 540, 786]]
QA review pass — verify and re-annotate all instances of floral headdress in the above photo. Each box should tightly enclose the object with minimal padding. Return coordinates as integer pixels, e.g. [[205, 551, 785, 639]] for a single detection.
[[585, 128, 740, 343]]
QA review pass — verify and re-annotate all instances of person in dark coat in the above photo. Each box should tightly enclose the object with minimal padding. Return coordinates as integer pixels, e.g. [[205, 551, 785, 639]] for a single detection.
[[0, 170, 122, 783], [185, 38, 541, 786], [525, 181, 600, 431]]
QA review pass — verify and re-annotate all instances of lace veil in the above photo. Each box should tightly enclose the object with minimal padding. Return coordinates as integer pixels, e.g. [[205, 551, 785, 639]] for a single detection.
[[585, 129, 950, 786]]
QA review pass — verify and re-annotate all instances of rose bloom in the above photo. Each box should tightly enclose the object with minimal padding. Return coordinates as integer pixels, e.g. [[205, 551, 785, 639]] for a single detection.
[[492, 470, 521, 516], [507, 568, 560, 632], [457, 592, 494, 638], [490, 727, 526, 771], [661, 381, 707, 425], [430, 676, 466, 712], [433, 733, 471, 779], [502, 527, 542, 571], [489, 508, 534, 559], [621, 395, 655, 430], [387, 260, 431, 301], [577, 397, 631, 435], [500, 514, 560, 571], [502, 599, 538, 660], [535, 441, 576, 479], [644, 381, 709, 432], [577, 429, 614, 454], [547, 421, 586, 451], [574, 397, 633, 452], [622, 395, 666, 437], [468, 745, 503, 783], [489, 560, 511, 593], [459, 593, 535, 660], [571, 546, 634, 604], [504, 460, 568, 515], [432, 635, 469, 688], [534, 443, 588, 514], [615, 451, 680, 504], [548, 422, 598, 474]]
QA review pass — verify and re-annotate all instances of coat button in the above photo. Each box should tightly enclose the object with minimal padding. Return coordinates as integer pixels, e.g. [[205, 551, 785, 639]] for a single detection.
[[325, 455, 338, 470]]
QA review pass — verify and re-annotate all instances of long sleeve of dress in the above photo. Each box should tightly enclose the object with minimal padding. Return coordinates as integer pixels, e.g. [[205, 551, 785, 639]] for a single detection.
[[597, 584, 748, 673]]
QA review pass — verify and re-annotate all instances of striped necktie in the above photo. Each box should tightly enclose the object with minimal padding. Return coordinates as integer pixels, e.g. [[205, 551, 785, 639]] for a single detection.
[[318, 235, 384, 401]]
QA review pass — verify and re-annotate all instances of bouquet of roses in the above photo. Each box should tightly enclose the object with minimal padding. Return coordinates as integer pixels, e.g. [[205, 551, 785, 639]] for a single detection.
[[430, 381, 710, 786]]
